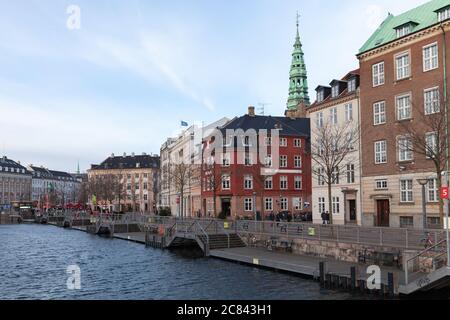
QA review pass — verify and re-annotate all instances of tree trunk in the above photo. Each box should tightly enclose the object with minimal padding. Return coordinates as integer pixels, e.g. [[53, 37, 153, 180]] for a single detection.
[[437, 174, 444, 227], [328, 182, 333, 225]]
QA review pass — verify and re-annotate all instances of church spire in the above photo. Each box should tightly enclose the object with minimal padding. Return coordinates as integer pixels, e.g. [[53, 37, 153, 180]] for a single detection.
[[287, 12, 310, 110]]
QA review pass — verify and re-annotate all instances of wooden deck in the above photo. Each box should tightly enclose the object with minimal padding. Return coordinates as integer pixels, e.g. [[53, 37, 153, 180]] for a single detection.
[[210, 247, 406, 287]]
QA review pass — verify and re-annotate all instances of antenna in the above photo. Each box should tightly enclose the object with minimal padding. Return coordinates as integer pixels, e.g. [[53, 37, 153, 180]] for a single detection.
[[257, 102, 271, 116]]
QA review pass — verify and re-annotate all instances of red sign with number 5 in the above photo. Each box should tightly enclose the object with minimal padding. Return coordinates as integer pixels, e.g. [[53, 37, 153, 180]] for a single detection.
[[441, 187, 449, 200]]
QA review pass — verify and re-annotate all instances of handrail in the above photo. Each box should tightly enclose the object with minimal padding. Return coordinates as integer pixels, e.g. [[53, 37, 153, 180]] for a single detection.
[[405, 239, 447, 284], [196, 221, 210, 256]]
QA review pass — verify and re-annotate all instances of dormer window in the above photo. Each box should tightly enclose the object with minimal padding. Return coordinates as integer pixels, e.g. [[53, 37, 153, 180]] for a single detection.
[[331, 85, 339, 98], [348, 78, 356, 92], [317, 90, 324, 102], [438, 7, 450, 22], [396, 24, 411, 38]]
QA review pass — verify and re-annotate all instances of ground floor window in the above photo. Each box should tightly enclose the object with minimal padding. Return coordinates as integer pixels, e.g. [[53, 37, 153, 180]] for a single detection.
[[280, 197, 288, 211], [293, 197, 302, 211], [427, 217, 441, 229], [427, 178, 438, 203], [400, 179, 414, 203], [318, 197, 325, 214], [244, 198, 253, 212], [265, 198, 273, 211], [332, 197, 340, 214], [400, 216, 414, 228]]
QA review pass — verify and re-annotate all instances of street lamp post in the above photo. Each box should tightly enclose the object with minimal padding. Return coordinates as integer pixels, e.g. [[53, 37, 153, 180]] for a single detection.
[[253, 192, 257, 222], [417, 178, 429, 231]]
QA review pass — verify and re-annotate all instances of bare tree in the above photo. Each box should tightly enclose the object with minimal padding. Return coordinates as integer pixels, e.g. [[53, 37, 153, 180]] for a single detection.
[[397, 90, 447, 226], [311, 121, 360, 224], [171, 162, 195, 219]]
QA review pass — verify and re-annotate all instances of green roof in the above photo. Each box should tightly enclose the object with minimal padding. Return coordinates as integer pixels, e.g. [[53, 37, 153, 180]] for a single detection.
[[359, 0, 450, 54]]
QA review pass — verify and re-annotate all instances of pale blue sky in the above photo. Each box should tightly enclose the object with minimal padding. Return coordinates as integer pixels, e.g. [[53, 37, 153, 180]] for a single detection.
[[0, 0, 426, 171]]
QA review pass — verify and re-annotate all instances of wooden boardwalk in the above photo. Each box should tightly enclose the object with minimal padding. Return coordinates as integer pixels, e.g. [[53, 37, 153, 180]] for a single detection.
[[113, 232, 146, 244], [210, 247, 406, 288]]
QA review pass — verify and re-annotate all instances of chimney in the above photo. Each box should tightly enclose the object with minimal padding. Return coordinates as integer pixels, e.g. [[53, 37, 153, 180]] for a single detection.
[[142, 152, 147, 156], [131, 152, 135, 157], [123, 152, 126, 157], [111, 153, 115, 158], [248, 106, 255, 117]]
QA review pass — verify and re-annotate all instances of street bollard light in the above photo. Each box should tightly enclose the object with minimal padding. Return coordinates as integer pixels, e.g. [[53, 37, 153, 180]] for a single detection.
[[417, 178, 429, 231]]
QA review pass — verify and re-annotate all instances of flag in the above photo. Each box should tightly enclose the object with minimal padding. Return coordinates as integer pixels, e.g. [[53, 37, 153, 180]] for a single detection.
[[181, 121, 188, 127]]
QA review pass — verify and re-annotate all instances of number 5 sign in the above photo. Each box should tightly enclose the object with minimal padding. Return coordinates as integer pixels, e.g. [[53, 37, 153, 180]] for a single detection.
[[441, 187, 449, 200]]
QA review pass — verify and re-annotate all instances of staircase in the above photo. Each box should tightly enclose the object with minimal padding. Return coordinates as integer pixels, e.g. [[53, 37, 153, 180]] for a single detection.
[[198, 233, 246, 250]]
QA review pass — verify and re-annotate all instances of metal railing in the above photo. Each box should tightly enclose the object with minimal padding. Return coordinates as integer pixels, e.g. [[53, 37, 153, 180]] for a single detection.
[[404, 239, 447, 285]]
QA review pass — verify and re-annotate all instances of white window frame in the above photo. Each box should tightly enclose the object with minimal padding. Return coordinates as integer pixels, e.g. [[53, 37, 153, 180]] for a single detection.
[[294, 139, 302, 148], [265, 176, 273, 190], [438, 7, 450, 22], [294, 155, 302, 168], [244, 198, 253, 212], [398, 136, 413, 162], [427, 178, 439, 203], [329, 107, 338, 125], [293, 197, 302, 211], [346, 164, 355, 184], [372, 62, 385, 87], [316, 112, 324, 128], [332, 85, 339, 98], [396, 93, 412, 121], [423, 43, 439, 72], [373, 101, 386, 125], [425, 132, 438, 159], [280, 197, 288, 211], [395, 52, 410, 80], [280, 138, 288, 147], [345, 103, 353, 122], [396, 25, 411, 38], [375, 179, 388, 190], [375, 140, 387, 164], [294, 176, 302, 190], [244, 175, 253, 190], [424, 87, 440, 115], [265, 198, 273, 211], [318, 197, 326, 214], [280, 176, 288, 190], [332, 197, 340, 214], [280, 155, 288, 168], [400, 179, 414, 203], [222, 175, 231, 190]]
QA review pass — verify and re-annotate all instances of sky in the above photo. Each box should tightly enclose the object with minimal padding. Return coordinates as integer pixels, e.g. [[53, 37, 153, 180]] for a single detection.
[[0, 0, 427, 172]]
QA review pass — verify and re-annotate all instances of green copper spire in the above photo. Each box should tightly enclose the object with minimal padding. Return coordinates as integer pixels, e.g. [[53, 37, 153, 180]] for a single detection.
[[287, 13, 310, 110]]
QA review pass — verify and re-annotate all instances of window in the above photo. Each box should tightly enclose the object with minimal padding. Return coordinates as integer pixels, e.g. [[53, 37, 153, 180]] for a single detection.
[[396, 25, 411, 38], [316, 112, 324, 128], [375, 179, 388, 190], [243, 136, 252, 147], [332, 197, 340, 214], [329, 108, 338, 125], [294, 139, 302, 147], [244, 153, 252, 166], [265, 177, 273, 190], [375, 141, 387, 164], [280, 138, 287, 147], [398, 136, 413, 162], [317, 90, 324, 102], [280, 176, 288, 190], [143, 182, 148, 190], [427, 217, 441, 228], [143, 194, 148, 201], [318, 197, 326, 214], [348, 78, 356, 92], [396, 52, 410, 80], [294, 155, 302, 168], [222, 153, 231, 167], [346, 164, 355, 184], [280, 155, 288, 168], [424, 87, 440, 115], [438, 7, 450, 22], [332, 85, 340, 98], [244, 198, 253, 212], [264, 137, 272, 146], [345, 103, 353, 122], [372, 62, 385, 86], [244, 175, 253, 190], [332, 167, 340, 185], [265, 198, 273, 211], [264, 155, 273, 167], [222, 175, 231, 190], [280, 198, 288, 211], [400, 216, 414, 228], [426, 132, 438, 159], [396, 94, 412, 120], [400, 179, 414, 203], [423, 43, 438, 71], [294, 176, 302, 190], [428, 178, 438, 203], [317, 168, 325, 186], [373, 101, 386, 125], [293, 197, 302, 211]]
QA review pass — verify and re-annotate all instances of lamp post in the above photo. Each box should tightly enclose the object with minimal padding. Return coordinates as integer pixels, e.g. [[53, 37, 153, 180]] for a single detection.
[[417, 178, 429, 231], [253, 192, 257, 222]]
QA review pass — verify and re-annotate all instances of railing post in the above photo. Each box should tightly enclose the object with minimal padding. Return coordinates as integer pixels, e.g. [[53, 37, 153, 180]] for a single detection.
[[380, 228, 383, 246], [405, 229, 409, 249], [357, 228, 360, 244]]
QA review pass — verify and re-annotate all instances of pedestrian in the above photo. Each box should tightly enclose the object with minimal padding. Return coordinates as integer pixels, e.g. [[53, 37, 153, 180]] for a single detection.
[[321, 211, 326, 225]]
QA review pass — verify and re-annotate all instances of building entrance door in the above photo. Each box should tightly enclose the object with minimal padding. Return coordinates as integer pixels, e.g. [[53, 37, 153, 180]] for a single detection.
[[376, 200, 390, 227], [349, 200, 357, 222], [221, 198, 231, 217]]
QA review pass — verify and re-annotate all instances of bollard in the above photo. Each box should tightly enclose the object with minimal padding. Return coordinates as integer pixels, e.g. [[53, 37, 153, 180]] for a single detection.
[[388, 273, 394, 297], [319, 262, 325, 287], [350, 266, 356, 290]]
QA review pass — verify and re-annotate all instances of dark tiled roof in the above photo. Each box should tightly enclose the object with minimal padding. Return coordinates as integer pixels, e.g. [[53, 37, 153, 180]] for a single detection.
[[219, 115, 310, 138], [0, 156, 30, 175], [29, 166, 53, 179], [91, 155, 160, 170]]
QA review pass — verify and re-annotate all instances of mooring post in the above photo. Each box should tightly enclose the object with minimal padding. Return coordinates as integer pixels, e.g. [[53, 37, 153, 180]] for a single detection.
[[350, 266, 356, 290], [388, 272, 394, 297], [319, 262, 325, 287]]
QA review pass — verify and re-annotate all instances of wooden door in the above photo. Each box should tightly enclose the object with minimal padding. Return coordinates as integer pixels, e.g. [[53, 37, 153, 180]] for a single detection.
[[376, 200, 390, 227]]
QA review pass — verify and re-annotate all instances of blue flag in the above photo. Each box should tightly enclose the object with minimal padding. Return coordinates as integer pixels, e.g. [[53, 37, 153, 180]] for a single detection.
[[181, 121, 188, 127]]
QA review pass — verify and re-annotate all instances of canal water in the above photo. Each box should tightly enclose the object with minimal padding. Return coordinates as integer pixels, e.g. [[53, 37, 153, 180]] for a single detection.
[[0, 224, 370, 300]]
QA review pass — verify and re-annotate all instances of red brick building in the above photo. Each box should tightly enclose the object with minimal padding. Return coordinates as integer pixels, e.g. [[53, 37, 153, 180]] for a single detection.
[[201, 107, 311, 219]]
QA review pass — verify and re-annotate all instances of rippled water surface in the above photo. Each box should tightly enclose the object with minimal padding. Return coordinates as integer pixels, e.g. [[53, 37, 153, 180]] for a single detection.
[[0, 224, 367, 300]]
